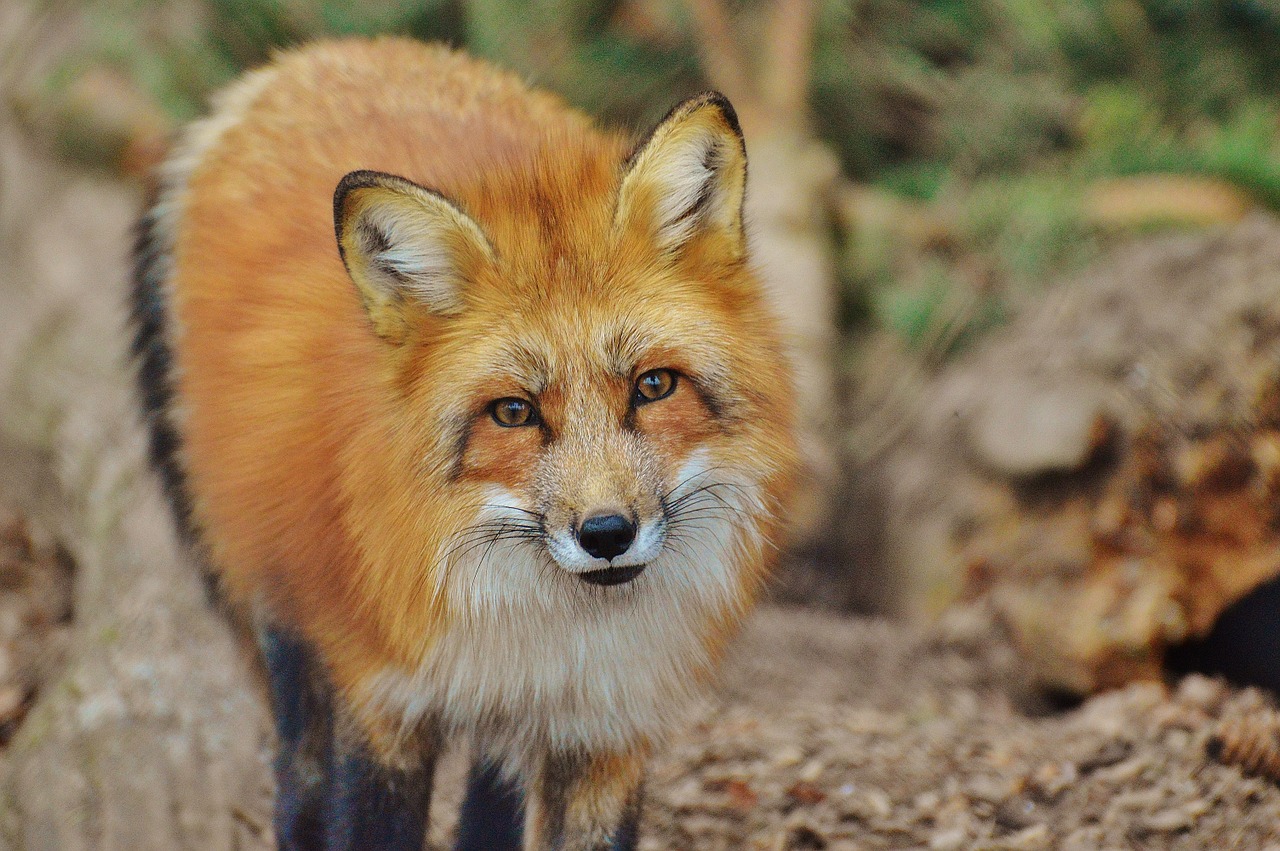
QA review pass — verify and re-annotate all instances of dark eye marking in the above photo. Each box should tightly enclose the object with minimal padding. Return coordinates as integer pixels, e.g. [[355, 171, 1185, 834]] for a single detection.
[[490, 397, 539, 427], [634, 368, 677, 405]]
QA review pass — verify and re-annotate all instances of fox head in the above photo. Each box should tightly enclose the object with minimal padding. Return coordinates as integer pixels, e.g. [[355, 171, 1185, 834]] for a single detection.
[[332, 92, 797, 645]]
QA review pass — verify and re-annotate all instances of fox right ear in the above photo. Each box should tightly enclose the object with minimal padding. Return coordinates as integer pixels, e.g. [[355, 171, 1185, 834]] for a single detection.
[[615, 92, 747, 262], [334, 170, 494, 343]]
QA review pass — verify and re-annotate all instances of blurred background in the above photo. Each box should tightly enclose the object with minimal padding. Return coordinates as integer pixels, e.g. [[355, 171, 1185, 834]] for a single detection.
[[8, 0, 1280, 845]]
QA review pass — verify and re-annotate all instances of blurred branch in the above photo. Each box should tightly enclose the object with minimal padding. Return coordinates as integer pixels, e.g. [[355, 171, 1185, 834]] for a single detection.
[[0, 0, 73, 245], [685, 0, 840, 542], [686, 0, 815, 133], [761, 0, 816, 129], [686, 0, 756, 115]]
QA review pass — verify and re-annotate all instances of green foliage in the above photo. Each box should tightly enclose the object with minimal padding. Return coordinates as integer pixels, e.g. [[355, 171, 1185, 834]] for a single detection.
[[26, 0, 1280, 354], [1078, 87, 1280, 208], [811, 0, 1280, 351], [41, 0, 703, 136], [869, 264, 1007, 358], [461, 0, 702, 128], [958, 175, 1094, 287]]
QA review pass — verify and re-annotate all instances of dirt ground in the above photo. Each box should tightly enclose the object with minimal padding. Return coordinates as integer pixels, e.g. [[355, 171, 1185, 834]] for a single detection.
[[640, 608, 1280, 850]]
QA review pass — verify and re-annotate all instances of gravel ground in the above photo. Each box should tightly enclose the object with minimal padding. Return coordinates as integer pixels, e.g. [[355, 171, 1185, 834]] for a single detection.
[[638, 607, 1280, 850]]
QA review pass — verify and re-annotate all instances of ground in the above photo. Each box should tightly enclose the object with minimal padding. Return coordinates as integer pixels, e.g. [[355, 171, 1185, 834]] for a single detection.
[[641, 608, 1280, 850]]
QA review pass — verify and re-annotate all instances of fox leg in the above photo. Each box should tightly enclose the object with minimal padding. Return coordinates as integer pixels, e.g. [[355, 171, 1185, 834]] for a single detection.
[[260, 625, 435, 850], [455, 756, 525, 850], [322, 738, 435, 850], [523, 749, 647, 851], [261, 626, 332, 850]]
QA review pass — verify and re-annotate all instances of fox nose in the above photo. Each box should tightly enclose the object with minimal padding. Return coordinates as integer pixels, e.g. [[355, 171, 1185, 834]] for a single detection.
[[577, 513, 636, 561]]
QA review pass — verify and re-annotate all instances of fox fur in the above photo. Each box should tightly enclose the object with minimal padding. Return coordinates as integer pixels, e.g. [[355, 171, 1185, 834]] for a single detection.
[[132, 36, 798, 851]]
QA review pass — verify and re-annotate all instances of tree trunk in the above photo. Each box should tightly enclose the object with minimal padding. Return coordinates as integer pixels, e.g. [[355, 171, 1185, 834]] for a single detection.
[[688, 0, 843, 548]]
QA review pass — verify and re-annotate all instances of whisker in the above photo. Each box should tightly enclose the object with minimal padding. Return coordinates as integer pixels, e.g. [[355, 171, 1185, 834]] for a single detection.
[[682, 502, 749, 522], [663, 463, 736, 502], [481, 503, 543, 520], [433, 510, 549, 592], [666, 490, 750, 526], [672, 480, 752, 508]]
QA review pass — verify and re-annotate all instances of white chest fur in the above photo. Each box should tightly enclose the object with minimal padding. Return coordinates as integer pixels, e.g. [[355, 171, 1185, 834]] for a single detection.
[[358, 454, 765, 773]]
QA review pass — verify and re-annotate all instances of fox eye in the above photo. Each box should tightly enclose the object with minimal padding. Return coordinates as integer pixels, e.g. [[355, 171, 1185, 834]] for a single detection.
[[635, 368, 677, 404], [490, 398, 538, 427]]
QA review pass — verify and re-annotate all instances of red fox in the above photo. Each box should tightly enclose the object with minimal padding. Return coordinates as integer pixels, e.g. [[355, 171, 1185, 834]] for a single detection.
[[131, 37, 798, 850]]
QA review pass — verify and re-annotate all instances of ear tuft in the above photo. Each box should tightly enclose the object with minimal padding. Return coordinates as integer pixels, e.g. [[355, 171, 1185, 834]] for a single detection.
[[335, 170, 493, 341], [615, 92, 747, 260]]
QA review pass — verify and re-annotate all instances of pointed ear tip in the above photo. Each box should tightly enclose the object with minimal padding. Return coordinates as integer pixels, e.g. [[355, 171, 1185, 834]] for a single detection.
[[334, 169, 388, 207], [333, 170, 385, 243], [332, 170, 438, 243], [688, 91, 743, 140], [334, 170, 438, 213]]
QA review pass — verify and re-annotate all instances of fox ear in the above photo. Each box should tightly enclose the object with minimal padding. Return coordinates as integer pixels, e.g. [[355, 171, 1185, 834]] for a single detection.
[[334, 170, 494, 342], [615, 92, 747, 261]]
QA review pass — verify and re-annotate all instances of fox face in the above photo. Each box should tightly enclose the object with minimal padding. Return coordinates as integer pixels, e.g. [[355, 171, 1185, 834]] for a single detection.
[[332, 94, 795, 628], [398, 274, 761, 592]]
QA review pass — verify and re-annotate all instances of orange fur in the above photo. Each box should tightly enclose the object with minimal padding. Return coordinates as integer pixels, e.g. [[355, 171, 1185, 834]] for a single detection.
[[157, 36, 798, 822]]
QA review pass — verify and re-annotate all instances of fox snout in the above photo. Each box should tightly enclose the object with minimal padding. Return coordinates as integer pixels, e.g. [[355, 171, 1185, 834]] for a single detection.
[[534, 427, 668, 585], [545, 504, 668, 586]]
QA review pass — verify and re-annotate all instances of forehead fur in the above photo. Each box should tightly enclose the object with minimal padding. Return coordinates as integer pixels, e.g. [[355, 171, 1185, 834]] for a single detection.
[[444, 128, 627, 290], [433, 272, 748, 393], [399, 277, 758, 482]]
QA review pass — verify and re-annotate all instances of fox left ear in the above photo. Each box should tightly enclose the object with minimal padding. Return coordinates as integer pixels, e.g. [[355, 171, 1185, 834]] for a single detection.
[[615, 92, 747, 261], [334, 170, 495, 343]]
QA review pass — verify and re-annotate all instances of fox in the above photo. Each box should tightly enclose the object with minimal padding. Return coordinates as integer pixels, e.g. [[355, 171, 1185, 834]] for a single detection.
[[129, 36, 798, 851]]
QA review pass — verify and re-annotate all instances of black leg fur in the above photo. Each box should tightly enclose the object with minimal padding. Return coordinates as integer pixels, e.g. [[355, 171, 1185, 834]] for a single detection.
[[261, 626, 432, 851], [261, 627, 332, 850], [455, 758, 524, 851], [453, 757, 638, 850], [324, 745, 433, 851], [608, 790, 643, 851]]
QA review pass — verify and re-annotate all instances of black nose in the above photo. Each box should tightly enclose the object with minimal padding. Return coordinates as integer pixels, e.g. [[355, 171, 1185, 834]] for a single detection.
[[577, 513, 636, 561]]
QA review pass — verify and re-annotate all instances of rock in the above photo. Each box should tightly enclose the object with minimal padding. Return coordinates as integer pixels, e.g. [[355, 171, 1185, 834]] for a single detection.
[[882, 215, 1280, 694], [1140, 807, 1194, 833], [928, 827, 968, 850], [967, 381, 1110, 478], [1001, 823, 1050, 850]]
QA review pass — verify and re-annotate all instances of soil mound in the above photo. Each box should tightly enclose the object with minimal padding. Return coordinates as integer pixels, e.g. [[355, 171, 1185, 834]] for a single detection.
[[883, 214, 1280, 693]]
